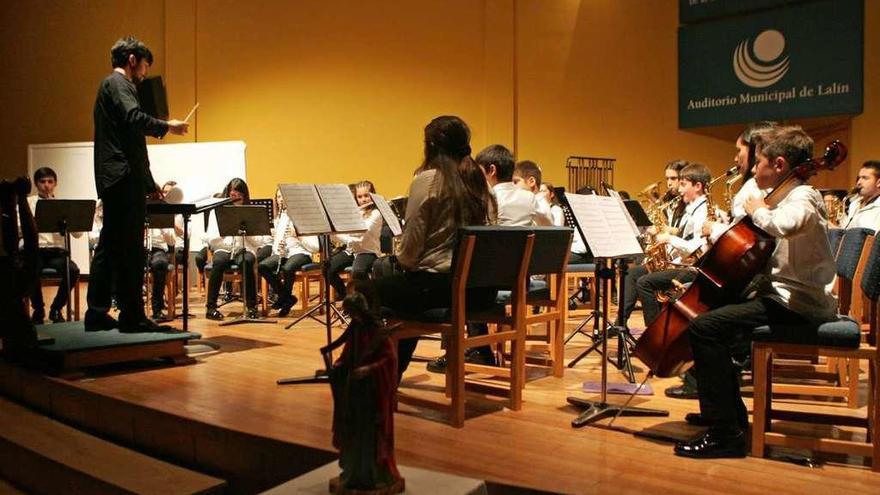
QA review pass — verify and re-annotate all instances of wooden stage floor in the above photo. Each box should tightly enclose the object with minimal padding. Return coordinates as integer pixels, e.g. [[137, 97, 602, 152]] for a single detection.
[[10, 295, 880, 494]]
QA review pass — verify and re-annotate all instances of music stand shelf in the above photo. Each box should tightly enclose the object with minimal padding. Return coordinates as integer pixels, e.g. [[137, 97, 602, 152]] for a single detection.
[[34, 199, 96, 321], [555, 192, 668, 427], [215, 205, 276, 327]]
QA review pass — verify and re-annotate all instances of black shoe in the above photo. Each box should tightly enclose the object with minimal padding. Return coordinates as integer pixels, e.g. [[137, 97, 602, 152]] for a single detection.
[[665, 382, 699, 400], [49, 307, 66, 324], [685, 412, 749, 430], [426, 356, 447, 374], [119, 319, 175, 333], [246, 307, 260, 319], [151, 310, 171, 323], [31, 309, 45, 325], [84, 310, 118, 331], [278, 295, 297, 317], [206, 308, 224, 321], [684, 412, 712, 427], [674, 429, 747, 459], [465, 348, 497, 367]]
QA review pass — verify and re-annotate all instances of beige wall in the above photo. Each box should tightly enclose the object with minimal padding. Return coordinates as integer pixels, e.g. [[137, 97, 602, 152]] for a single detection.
[[0, 0, 875, 200]]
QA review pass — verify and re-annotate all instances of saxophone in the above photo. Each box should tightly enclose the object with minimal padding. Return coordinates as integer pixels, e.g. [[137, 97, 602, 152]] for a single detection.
[[642, 195, 681, 272]]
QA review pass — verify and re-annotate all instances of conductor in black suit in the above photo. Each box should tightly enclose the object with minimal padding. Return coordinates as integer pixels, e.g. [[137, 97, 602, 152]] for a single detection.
[[85, 36, 189, 332]]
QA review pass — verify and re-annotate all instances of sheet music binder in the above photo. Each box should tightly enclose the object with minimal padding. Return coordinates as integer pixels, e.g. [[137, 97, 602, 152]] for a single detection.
[[565, 193, 642, 259], [34, 199, 96, 233], [278, 184, 367, 236], [370, 193, 402, 236]]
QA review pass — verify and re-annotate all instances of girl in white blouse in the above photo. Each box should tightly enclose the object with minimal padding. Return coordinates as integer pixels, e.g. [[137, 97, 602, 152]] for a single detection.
[[328, 180, 383, 300]]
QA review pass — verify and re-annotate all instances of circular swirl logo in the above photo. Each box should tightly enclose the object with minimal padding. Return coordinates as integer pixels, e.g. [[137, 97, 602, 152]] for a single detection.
[[733, 29, 789, 88]]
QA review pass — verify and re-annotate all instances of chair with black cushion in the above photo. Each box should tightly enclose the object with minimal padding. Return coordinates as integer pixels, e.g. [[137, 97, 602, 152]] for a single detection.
[[386, 226, 535, 427], [751, 236, 880, 470], [496, 227, 573, 378], [827, 227, 845, 259], [204, 250, 269, 316], [771, 227, 874, 408], [37, 267, 81, 321]]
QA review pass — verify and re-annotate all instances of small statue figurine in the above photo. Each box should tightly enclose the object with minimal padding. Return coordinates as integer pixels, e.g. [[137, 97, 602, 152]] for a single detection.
[[325, 284, 404, 495], [0, 177, 39, 356]]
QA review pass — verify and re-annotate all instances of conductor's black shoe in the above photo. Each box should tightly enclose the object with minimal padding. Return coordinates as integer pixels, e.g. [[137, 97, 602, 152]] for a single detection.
[[119, 319, 174, 333], [151, 311, 171, 323], [84, 310, 118, 331], [246, 307, 260, 319], [665, 382, 699, 400], [674, 429, 747, 459], [684, 412, 712, 427], [205, 308, 224, 321], [685, 412, 749, 430], [49, 307, 65, 324], [31, 309, 45, 325]]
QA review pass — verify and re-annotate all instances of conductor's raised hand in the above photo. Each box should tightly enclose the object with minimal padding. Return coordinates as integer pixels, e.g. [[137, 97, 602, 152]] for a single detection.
[[167, 119, 189, 135]]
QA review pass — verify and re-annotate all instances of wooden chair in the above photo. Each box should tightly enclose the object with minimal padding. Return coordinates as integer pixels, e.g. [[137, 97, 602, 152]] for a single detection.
[[145, 263, 176, 319], [37, 267, 81, 321], [204, 250, 269, 316], [295, 262, 325, 314], [497, 227, 573, 378], [772, 227, 873, 408], [387, 226, 535, 427], [566, 264, 596, 312], [751, 235, 880, 470]]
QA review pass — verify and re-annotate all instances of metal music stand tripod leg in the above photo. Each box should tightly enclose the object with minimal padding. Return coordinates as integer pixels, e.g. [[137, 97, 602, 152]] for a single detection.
[[567, 257, 667, 427], [566, 260, 624, 373], [279, 233, 347, 385]]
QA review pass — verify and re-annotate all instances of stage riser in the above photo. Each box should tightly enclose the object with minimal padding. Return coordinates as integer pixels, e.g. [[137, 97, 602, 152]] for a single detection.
[[0, 361, 336, 494]]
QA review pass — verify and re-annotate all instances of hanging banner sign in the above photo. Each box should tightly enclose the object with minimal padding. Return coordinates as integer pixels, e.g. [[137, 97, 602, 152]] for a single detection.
[[678, 0, 863, 129], [679, 0, 800, 24]]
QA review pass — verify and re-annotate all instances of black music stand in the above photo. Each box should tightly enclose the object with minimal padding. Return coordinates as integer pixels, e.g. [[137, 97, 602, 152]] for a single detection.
[[277, 183, 366, 386], [143, 213, 177, 320], [34, 199, 95, 320], [559, 193, 667, 427], [215, 205, 276, 326], [147, 197, 233, 332]]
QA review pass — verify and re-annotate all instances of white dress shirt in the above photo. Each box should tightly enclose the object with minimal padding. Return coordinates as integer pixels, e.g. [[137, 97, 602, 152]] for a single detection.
[[750, 184, 837, 322], [205, 210, 264, 254], [493, 182, 553, 226], [666, 195, 708, 261], [335, 208, 382, 257], [27, 195, 83, 249], [148, 228, 176, 251], [709, 178, 768, 243], [842, 195, 880, 231]]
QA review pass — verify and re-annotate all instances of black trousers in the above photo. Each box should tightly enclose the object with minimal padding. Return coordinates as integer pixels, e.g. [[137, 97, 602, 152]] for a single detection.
[[635, 268, 696, 327], [329, 252, 377, 297], [194, 246, 208, 272], [207, 249, 257, 309], [148, 248, 170, 313], [31, 247, 79, 312], [689, 297, 806, 430], [622, 264, 648, 326], [375, 271, 496, 379], [87, 174, 147, 324], [258, 253, 312, 300]]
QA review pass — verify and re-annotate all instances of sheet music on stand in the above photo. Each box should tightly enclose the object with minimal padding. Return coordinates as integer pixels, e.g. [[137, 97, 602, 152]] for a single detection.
[[315, 184, 367, 234], [279, 184, 333, 235], [566, 193, 642, 258], [370, 193, 402, 236]]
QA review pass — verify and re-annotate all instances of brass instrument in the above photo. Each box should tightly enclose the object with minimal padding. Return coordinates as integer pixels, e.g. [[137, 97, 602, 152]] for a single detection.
[[642, 195, 681, 272], [638, 182, 662, 207]]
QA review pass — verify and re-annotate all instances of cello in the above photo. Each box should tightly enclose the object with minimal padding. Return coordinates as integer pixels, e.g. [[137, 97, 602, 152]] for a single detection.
[[633, 140, 847, 377]]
